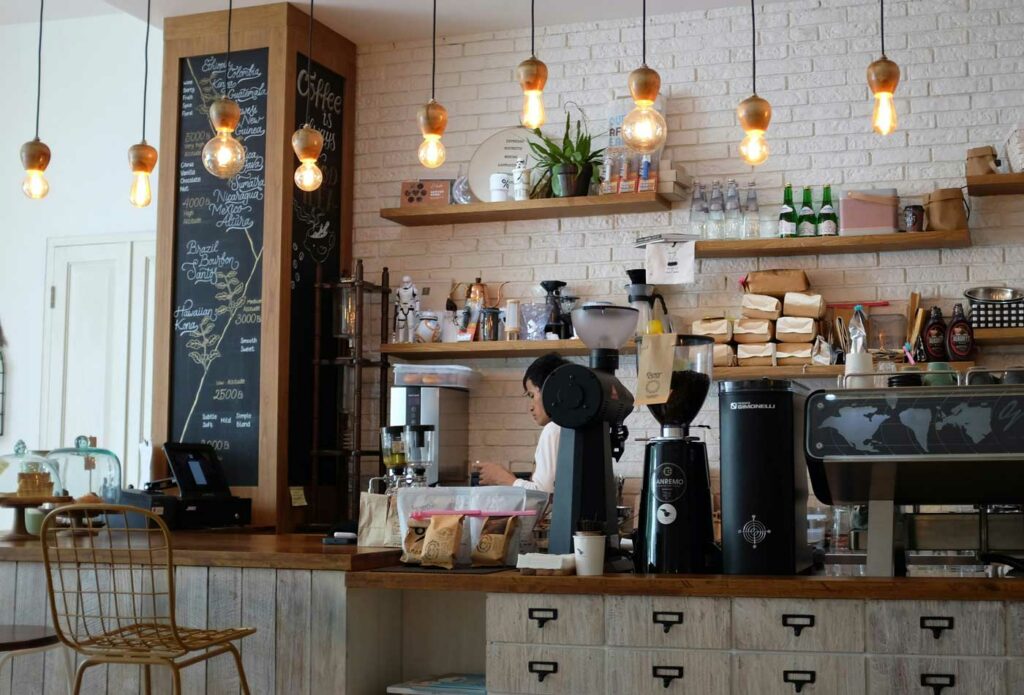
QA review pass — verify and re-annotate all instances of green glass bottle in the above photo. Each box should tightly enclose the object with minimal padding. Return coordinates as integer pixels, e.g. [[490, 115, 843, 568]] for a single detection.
[[778, 183, 797, 238], [818, 184, 839, 236], [797, 186, 817, 237]]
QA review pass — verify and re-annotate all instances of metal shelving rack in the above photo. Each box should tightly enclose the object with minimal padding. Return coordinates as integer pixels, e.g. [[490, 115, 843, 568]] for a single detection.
[[309, 260, 390, 525]]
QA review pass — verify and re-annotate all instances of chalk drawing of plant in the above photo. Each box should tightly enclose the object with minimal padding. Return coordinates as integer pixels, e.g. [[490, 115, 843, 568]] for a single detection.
[[186, 317, 220, 370]]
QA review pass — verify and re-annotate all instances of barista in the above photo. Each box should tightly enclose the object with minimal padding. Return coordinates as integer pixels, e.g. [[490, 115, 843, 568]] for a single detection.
[[472, 353, 569, 494]]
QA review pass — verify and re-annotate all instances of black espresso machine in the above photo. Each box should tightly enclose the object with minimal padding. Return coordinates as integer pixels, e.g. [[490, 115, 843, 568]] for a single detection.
[[120, 443, 252, 529]]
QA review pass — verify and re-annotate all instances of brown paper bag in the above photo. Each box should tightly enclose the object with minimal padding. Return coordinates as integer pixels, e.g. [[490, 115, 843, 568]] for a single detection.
[[357, 492, 402, 547], [472, 516, 520, 567], [401, 518, 431, 564], [636, 334, 676, 405], [741, 294, 782, 320], [924, 188, 968, 231], [742, 270, 810, 298], [733, 319, 775, 343], [420, 514, 465, 569], [783, 292, 826, 319], [966, 145, 999, 177]]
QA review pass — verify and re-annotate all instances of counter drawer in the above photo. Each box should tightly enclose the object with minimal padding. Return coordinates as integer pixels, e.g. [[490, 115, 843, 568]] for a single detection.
[[733, 598, 865, 652], [734, 653, 866, 695], [866, 601, 1005, 656], [867, 656, 1006, 694], [486, 593, 604, 646], [486, 643, 604, 695], [605, 596, 730, 649], [606, 647, 730, 695]]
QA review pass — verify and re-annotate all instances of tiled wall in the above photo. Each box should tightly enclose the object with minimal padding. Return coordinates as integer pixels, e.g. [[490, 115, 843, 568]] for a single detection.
[[352, 0, 1024, 477]]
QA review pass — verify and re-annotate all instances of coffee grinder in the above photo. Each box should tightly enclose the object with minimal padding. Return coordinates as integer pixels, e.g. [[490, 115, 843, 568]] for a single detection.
[[635, 335, 720, 574], [543, 303, 638, 555]]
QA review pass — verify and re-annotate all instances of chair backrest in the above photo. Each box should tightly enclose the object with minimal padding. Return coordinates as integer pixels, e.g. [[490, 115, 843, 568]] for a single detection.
[[39, 503, 188, 657]]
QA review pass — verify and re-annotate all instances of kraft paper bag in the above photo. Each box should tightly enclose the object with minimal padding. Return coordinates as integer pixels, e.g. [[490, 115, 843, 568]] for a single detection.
[[713, 343, 735, 367], [358, 492, 402, 547], [737, 343, 776, 366], [733, 318, 775, 344], [783, 292, 826, 319], [692, 317, 732, 344], [777, 316, 819, 343], [776, 343, 814, 366], [741, 294, 782, 320], [401, 518, 431, 564], [420, 514, 465, 570], [636, 333, 676, 405]]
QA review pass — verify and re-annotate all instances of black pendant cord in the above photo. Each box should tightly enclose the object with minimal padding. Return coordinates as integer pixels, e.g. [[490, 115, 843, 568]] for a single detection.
[[750, 0, 757, 94], [142, 0, 151, 142], [34, 0, 44, 140], [641, 0, 646, 66], [431, 0, 437, 100], [305, 0, 314, 125], [530, 0, 535, 56], [880, 0, 886, 57], [225, 0, 233, 99]]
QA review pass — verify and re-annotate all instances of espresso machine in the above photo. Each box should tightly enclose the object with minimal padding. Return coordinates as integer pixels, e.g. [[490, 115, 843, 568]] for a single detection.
[[634, 335, 720, 574], [625, 268, 672, 335], [543, 303, 637, 555]]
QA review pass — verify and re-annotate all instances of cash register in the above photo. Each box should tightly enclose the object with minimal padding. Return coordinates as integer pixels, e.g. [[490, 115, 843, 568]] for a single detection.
[[120, 443, 252, 529]]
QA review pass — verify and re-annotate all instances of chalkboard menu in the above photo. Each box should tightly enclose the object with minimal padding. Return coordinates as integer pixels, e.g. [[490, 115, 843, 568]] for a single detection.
[[170, 48, 269, 486], [288, 55, 345, 487]]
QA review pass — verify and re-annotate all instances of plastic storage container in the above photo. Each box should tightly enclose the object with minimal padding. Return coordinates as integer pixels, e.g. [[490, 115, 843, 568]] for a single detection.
[[392, 364, 482, 390]]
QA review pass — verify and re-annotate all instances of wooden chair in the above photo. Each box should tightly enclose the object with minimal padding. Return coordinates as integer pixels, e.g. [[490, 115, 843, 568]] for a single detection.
[[39, 503, 255, 695]]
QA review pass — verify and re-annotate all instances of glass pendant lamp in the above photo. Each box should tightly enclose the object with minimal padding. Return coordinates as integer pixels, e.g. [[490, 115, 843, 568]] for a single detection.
[[292, 0, 325, 192], [621, 0, 667, 154], [202, 0, 247, 179], [128, 0, 158, 207], [867, 0, 900, 135], [21, 0, 50, 199], [737, 0, 771, 166], [516, 0, 547, 129], [417, 0, 447, 168]]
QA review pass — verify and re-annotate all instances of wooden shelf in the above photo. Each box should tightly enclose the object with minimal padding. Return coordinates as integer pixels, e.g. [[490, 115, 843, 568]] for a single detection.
[[695, 228, 971, 258], [380, 192, 671, 226], [966, 172, 1024, 197], [975, 327, 1024, 345]]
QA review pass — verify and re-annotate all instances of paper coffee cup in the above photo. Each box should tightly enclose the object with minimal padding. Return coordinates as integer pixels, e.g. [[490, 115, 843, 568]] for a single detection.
[[573, 533, 606, 576]]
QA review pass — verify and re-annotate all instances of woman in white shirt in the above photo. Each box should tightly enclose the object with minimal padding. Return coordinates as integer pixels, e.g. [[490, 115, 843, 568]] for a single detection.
[[472, 353, 569, 493]]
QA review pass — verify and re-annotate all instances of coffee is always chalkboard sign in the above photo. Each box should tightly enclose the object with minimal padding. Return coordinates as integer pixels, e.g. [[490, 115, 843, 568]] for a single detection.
[[170, 48, 268, 486]]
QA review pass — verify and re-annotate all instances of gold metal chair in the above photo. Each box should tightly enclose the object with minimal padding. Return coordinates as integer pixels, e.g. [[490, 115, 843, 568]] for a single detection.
[[40, 503, 255, 694]]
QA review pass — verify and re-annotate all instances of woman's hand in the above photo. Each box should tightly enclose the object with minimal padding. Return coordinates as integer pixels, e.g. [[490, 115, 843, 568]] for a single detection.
[[472, 462, 517, 486]]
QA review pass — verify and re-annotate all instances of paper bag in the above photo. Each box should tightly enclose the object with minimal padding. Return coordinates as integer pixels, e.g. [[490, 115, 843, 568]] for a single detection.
[[692, 318, 732, 344], [741, 270, 809, 298], [646, 241, 696, 285], [741, 294, 782, 320], [783, 292, 826, 319], [713, 343, 735, 367], [777, 317, 818, 343], [358, 492, 402, 547], [776, 342, 813, 366], [737, 343, 776, 366], [636, 334, 676, 405], [733, 318, 775, 343]]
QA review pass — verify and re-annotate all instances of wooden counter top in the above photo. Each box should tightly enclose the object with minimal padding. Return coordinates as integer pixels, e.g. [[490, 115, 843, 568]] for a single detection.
[[345, 569, 1024, 602], [0, 532, 400, 571]]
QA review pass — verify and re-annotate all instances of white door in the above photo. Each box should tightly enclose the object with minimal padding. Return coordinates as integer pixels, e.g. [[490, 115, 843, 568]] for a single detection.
[[40, 235, 156, 491]]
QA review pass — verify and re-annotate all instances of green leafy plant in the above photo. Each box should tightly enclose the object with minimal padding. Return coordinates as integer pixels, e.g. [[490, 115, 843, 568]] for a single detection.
[[528, 112, 605, 195]]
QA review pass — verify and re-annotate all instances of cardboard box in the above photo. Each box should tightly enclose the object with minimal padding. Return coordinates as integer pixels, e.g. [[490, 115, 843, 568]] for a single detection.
[[400, 180, 453, 207]]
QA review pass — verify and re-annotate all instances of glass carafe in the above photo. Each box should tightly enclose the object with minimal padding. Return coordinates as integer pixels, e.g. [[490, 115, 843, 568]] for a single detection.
[[379, 426, 407, 494]]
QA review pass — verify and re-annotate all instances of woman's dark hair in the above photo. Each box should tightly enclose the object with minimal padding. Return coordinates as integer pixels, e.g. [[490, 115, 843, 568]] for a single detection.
[[523, 352, 570, 391]]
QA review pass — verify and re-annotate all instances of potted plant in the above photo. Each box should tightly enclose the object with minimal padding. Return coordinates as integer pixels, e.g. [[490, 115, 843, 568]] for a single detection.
[[528, 112, 605, 198]]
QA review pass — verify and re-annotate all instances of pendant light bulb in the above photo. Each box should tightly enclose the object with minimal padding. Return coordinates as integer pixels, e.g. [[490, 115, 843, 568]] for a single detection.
[[127, 141, 158, 208], [516, 55, 547, 129], [292, 124, 325, 192], [739, 131, 769, 166], [737, 94, 772, 167], [872, 92, 897, 135], [20, 139, 50, 200], [418, 135, 446, 169], [418, 99, 448, 169], [202, 97, 246, 179], [867, 56, 900, 136], [622, 66, 666, 154]]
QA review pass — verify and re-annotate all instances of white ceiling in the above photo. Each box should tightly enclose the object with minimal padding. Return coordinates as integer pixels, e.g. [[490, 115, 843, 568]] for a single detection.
[[4, 0, 762, 44]]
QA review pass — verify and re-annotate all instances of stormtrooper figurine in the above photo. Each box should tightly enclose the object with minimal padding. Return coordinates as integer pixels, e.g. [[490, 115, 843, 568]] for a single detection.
[[393, 275, 420, 343]]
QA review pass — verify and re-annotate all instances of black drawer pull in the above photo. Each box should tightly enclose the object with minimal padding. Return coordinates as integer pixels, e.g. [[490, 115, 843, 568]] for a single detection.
[[652, 666, 684, 688], [653, 611, 684, 634], [783, 670, 816, 693], [528, 660, 558, 683], [782, 613, 816, 637], [921, 673, 955, 695], [920, 616, 955, 640], [528, 608, 558, 628]]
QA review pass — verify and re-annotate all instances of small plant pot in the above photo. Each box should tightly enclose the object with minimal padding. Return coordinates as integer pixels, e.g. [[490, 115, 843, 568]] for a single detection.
[[551, 163, 579, 198]]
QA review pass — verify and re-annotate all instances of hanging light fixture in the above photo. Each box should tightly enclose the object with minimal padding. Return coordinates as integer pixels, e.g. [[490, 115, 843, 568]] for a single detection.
[[292, 0, 324, 192], [516, 0, 547, 130], [737, 0, 771, 166], [621, 0, 667, 154], [21, 0, 50, 200], [202, 0, 246, 179], [128, 0, 158, 207], [866, 0, 899, 135], [417, 0, 447, 168]]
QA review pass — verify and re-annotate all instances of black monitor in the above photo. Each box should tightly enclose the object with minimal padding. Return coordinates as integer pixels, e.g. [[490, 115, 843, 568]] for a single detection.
[[162, 442, 233, 499]]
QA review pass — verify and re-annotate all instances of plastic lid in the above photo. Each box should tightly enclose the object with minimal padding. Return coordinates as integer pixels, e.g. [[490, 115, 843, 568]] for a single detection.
[[718, 378, 795, 394]]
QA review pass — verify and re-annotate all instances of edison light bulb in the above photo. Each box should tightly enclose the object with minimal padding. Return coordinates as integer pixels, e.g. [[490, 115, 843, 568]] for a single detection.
[[521, 91, 546, 130], [294, 161, 324, 192], [22, 170, 49, 199], [202, 133, 246, 179], [418, 135, 446, 169], [622, 105, 667, 154], [872, 92, 897, 136], [739, 131, 769, 166], [129, 172, 152, 207]]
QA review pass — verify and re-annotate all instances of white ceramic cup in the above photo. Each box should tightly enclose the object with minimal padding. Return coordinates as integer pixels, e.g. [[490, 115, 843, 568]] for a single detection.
[[573, 533, 606, 576], [489, 172, 511, 202]]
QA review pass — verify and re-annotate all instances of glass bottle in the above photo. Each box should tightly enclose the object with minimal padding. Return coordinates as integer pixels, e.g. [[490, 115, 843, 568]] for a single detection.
[[690, 182, 707, 238], [797, 186, 818, 237], [706, 180, 725, 240], [778, 183, 797, 238], [743, 181, 761, 239], [945, 303, 974, 361], [818, 184, 839, 236], [724, 179, 743, 239]]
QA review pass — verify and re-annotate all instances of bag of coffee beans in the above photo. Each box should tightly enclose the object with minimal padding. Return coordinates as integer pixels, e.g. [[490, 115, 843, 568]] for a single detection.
[[472, 516, 520, 567], [420, 514, 465, 569], [401, 518, 431, 564]]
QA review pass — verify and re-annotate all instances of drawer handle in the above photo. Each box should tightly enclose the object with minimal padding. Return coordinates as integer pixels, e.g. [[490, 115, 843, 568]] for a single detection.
[[528, 608, 558, 628], [921, 673, 956, 695], [652, 666, 684, 688], [652, 611, 684, 634], [920, 616, 955, 640], [528, 660, 558, 683], [783, 670, 816, 693], [781, 613, 816, 637]]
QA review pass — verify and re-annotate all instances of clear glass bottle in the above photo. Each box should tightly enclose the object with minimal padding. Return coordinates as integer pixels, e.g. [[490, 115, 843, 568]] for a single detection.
[[690, 182, 707, 238], [706, 180, 725, 240], [743, 181, 761, 239], [724, 179, 743, 239]]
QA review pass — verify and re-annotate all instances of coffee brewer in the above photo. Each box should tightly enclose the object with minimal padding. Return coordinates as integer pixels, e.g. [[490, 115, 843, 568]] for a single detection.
[[635, 335, 720, 574], [625, 268, 672, 335]]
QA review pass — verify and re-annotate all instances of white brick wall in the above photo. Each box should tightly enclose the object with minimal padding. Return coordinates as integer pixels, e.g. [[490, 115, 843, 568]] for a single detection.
[[354, 0, 1024, 478]]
